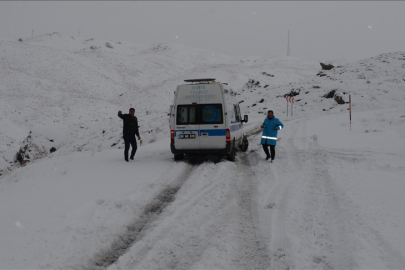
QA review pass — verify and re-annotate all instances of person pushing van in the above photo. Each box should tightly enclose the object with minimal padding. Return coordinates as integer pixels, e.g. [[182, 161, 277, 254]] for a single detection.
[[118, 108, 141, 162], [261, 110, 284, 162]]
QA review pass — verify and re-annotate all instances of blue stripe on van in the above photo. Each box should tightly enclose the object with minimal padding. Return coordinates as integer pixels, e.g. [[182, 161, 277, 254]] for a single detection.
[[200, 129, 226, 136]]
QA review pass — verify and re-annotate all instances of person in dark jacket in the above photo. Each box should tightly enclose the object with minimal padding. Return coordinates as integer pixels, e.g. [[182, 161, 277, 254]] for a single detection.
[[118, 108, 141, 162], [261, 110, 284, 162]]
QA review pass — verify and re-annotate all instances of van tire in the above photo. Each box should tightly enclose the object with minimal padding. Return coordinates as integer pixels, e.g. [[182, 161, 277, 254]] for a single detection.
[[240, 135, 249, 152], [227, 140, 236, 162], [174, 154, 184, 161]]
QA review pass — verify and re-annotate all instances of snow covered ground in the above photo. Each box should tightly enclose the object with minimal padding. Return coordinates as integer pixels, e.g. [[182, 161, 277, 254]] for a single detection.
[[1, 33, 405, 269]]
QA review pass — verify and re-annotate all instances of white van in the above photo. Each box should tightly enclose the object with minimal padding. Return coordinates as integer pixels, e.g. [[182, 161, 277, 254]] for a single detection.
[[169, 79, 249, 161]]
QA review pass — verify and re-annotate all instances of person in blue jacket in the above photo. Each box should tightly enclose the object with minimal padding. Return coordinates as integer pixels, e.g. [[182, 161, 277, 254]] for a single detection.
[[261, 110, 284, 162]]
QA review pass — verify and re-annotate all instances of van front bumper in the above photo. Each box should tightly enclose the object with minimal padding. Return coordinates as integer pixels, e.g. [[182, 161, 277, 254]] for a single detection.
[[170, 142, 232, 155]]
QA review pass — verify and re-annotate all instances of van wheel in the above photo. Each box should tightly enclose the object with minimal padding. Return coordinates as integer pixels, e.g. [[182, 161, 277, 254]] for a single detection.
[[240, 135, 249, 152], [227, 141, 236, 162], [174, 154, 184, 161]]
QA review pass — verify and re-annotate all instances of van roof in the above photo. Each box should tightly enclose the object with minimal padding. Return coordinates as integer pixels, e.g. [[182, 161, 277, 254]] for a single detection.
[[183, 79, 229, 85], [184, 78, 216, 83]]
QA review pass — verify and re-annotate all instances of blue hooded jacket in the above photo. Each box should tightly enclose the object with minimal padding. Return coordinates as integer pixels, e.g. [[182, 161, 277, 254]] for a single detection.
[[261, 116, 284, 146]]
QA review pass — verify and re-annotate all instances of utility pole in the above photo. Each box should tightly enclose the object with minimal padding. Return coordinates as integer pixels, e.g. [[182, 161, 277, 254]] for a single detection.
[[78, 30, 80, 37], [287, 30, 290, 56], [32, 29, 34, 37]]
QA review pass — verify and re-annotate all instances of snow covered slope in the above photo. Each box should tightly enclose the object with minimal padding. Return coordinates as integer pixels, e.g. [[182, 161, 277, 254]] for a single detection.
[[1, 34, 405, 269], [0, 33, 235, 174]]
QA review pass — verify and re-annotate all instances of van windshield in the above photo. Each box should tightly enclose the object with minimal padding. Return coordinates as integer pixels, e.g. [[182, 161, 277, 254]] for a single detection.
[[176, 104, 223, 125]]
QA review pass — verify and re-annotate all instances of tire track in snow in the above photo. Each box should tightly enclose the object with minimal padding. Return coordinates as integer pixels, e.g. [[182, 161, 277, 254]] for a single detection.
[[300, 130, 405, 269], [243, 130, 294, 270], [230, 152, 271, 269], [108, 161, 245, 269], [267, 118, 307, 269], [269, 118, 405, 269], [84, 163, 196, 269], [106, 154, 272, 269], [255, 118, 357, 269], [284, 119, 357, 269], [300, 139, 356, 269]]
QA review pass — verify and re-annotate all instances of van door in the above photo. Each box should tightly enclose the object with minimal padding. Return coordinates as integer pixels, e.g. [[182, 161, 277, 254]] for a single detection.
[[199, 104, 226, 149], [174, 104, 200, 150]]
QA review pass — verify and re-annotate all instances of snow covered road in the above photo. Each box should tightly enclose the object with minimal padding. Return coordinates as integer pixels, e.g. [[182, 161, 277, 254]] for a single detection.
[[106, 113, 405, 270], [3, 114, 405, 269], [108, 151, 271, 269], [256, 115, 405, 269]]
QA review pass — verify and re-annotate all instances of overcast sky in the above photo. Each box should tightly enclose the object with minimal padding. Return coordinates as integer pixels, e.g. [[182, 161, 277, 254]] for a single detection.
[[1, 1, 404, 61]]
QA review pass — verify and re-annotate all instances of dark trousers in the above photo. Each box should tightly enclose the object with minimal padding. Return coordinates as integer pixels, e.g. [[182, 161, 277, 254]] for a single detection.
[[123, 133, 137, 160], [262, 144, 275, 160]]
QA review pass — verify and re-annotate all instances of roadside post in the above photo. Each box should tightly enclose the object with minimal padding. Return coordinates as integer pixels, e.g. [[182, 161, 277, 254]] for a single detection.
[[349, 94, 352, 131], [291, 97, 294, 116], [286, 96, 294, 117]]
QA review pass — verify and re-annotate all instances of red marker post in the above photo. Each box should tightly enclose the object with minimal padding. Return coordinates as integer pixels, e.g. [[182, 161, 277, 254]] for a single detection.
[[286, 96, 294, 117], [291, 97, 294, 116], [349, 94, 352, 131]]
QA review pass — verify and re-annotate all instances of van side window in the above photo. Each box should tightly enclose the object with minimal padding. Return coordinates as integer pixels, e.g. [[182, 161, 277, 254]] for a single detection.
[[177, 105, 197, 125], [233, 105, 241, 123]]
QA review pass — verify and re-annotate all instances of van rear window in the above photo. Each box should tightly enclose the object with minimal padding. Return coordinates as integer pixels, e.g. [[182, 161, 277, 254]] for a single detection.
[[201, 104, 223, 124], [176, 104, 223, 125], [177, 105, 197, 125]]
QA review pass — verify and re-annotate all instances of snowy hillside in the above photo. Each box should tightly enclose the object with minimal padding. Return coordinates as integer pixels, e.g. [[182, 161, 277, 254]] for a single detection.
[[1, 34, 405, 269], [0, 32, 235, 174]]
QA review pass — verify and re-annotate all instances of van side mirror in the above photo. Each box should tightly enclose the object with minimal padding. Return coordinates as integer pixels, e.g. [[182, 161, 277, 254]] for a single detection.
[[242, 115, 248, 123]]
